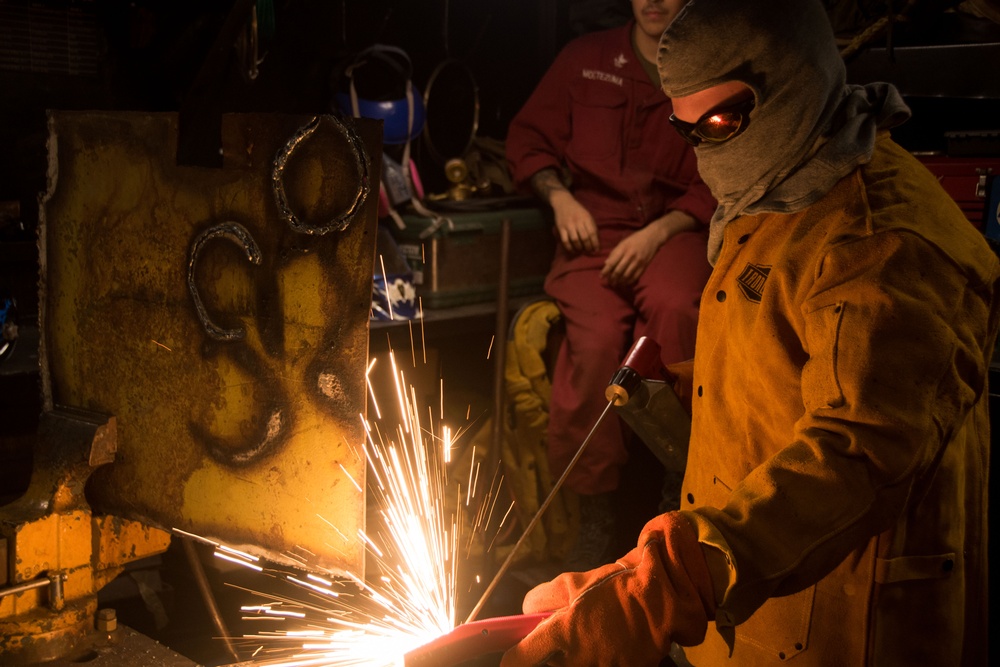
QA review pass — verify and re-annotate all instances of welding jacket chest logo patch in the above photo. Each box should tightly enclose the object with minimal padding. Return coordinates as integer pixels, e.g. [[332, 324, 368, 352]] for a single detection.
[[737, 263, 771, 303]]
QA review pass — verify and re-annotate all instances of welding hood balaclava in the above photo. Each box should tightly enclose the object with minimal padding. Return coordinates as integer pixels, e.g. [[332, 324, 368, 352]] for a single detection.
[[658, 0, 911, 264]]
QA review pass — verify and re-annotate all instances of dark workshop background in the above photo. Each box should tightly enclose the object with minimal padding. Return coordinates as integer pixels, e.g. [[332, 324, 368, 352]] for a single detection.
[[2, 0, 999, 331], [1, 1, 999, 665]]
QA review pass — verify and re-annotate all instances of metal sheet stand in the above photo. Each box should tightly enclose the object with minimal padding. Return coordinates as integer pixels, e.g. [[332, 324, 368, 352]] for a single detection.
[[490, 217, 512, 481]]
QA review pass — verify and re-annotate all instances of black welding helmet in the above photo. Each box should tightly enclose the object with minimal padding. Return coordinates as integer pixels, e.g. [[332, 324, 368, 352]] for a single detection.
[[333, 44, 426, 146]]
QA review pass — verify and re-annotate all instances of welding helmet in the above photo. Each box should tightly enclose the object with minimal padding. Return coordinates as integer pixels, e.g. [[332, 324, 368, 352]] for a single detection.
[[334, 45, 426, 146]]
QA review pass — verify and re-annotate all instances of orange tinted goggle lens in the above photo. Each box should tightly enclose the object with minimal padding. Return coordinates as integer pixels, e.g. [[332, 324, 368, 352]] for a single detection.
[[698, 112, 746, 142], [669, 96, 755, 146]]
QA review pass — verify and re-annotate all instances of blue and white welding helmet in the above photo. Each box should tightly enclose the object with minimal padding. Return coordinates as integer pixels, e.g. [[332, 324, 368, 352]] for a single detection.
[[334, 44, 426, 146]]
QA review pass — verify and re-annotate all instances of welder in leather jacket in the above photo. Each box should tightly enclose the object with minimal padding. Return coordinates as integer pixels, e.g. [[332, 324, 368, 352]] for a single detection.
[[502, 1, 998, 665]]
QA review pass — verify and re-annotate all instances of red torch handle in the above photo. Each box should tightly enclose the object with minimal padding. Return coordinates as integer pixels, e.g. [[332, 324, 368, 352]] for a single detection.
[[403, 613, 552, 667], [606, 336, 670, 406]]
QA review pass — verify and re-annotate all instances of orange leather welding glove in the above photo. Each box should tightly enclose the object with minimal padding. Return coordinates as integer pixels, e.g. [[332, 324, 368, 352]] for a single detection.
[[500, 512, 716, 667]]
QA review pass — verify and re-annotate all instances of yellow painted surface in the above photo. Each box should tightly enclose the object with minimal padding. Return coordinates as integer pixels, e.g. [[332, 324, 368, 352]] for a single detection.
[[39, 112, 380, 574], [0, 598, 96, 663], [0, 509, 169, 654], [92, 515, 172, 571], [9, 511, 90, 583]]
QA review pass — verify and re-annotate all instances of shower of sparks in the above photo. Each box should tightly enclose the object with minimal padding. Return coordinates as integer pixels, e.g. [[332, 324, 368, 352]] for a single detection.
[[201, 348, 514, 667]]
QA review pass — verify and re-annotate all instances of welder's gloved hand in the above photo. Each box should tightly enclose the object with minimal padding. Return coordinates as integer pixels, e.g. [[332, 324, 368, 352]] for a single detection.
[[500, 512, 716, 667]]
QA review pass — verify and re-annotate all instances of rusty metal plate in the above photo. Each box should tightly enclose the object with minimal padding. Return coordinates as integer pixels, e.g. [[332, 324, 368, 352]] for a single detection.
[[39, 112, 380, 574]]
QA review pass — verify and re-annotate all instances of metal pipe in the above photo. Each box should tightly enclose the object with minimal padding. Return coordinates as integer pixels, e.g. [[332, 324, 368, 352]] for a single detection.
[[181, 538, 242, 663], [490, 217, 513, 475]]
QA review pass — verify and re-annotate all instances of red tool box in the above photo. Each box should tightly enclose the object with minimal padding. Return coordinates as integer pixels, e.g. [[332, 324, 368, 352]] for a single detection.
[[916, 155, 1000, 235]]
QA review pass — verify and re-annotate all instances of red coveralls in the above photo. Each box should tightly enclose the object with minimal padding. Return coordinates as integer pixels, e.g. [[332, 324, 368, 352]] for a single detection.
[[506, 21, 717, 494]]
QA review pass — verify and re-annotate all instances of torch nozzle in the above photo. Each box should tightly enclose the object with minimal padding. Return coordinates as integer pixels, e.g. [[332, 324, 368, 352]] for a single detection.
[[605, 336, 669, 406]]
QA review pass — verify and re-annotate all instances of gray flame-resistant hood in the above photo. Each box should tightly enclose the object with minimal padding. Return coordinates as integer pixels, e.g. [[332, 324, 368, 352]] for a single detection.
[[658, 0, 911, 264]]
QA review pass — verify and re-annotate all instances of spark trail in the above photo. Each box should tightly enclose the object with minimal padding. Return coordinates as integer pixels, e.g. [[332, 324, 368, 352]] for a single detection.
[[192, 350, 513, 666]]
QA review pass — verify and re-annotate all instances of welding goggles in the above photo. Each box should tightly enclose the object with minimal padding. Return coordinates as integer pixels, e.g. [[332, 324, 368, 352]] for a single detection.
[[669, 96, 755, 146]]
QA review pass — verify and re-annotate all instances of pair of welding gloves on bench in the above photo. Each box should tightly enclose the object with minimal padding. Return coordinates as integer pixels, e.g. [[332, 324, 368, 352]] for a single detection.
[[500, 511, 716, 666]]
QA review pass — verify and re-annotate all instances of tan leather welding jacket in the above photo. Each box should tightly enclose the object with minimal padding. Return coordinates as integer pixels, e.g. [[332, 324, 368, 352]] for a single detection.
[[680, 133, 998, 666]]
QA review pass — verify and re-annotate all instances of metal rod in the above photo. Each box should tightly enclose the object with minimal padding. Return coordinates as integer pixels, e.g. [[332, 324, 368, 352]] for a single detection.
[[465, 398, 617, 624], [0, 577, 50, 598], [0, 572, 66, 610]]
